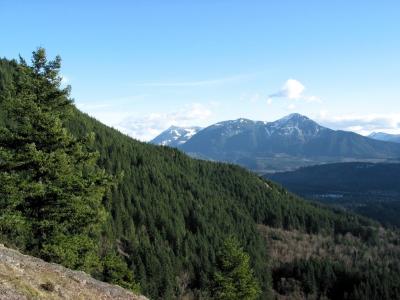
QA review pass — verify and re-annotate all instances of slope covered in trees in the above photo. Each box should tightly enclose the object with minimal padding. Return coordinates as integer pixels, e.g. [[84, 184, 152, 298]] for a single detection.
[[1, 52, 400, 299], [68, 108, 385, 298]]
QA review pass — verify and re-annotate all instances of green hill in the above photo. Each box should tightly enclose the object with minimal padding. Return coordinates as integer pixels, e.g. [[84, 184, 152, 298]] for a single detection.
[[2, 53, 400, 299]]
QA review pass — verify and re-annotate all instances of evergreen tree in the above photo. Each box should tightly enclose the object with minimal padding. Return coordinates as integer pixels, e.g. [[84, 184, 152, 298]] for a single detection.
[[0, 48, 111, 273], [212, 237, 261, 300]]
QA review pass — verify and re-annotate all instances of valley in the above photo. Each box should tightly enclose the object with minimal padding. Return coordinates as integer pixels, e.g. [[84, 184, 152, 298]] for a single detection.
[[267, 162, 400, 228]]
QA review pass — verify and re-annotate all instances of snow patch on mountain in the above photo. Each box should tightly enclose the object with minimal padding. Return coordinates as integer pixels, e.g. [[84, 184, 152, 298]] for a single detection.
[[151, 126, 203, 147]]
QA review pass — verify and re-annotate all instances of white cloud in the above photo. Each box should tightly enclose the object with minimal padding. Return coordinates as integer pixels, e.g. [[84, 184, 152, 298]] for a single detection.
[[315, 113, 400, 135], [133, 74, 250, 87], [115, 103, 213, 141], [269, 79, 321, 103], [75, 94, 150, 125], [240, 92, 262, 103], [249, 93, 262, 103], [287, 103, 296, 110], [304, 95, 321, 103], [283, 79, 305, 99]]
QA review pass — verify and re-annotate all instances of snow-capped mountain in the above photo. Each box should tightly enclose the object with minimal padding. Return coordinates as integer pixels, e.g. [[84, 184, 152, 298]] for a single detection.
[[180, 113, 400, 172], [268, 113, 326, 134], [181, 113, 329, 155], [200, 114, 326, 141], [150, 126, 202, 147], [369, 132, 400, 144]]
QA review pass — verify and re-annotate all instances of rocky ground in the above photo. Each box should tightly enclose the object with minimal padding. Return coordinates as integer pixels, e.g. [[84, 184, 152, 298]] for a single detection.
[[0, 244, 148, 300]]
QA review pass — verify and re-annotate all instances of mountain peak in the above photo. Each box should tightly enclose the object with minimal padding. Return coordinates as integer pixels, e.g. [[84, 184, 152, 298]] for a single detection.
[[267, 113, 326, 138], [151, 126, 202, 147], [234, 118, 254, 124], [277, 113, 310, 122], [272, 113, 317, 127]]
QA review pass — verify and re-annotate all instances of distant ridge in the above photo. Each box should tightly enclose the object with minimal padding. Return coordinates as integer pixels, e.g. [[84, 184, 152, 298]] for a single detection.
[[369, 132, 400, 143]]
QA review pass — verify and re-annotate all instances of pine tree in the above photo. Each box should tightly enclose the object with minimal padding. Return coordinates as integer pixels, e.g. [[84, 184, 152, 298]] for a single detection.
[[0, 48, 111, 273], [211, 237, 261, 300]]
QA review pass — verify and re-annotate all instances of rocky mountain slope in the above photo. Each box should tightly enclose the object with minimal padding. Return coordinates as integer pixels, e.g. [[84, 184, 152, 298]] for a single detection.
[[0, 244, 147, 300]]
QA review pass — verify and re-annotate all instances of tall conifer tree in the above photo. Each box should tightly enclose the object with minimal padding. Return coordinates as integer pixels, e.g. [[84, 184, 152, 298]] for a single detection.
[[0, 48, 111, 273], [212, 237, 261, 300]]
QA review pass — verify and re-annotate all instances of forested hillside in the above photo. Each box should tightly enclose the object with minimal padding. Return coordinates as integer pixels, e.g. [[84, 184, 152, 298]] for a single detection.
[[69, 102, 382, 299], [2, 52, 400, 299]]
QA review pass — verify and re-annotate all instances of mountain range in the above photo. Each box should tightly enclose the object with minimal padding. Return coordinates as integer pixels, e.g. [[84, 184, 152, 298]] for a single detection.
[[152, 113, 400, 172]]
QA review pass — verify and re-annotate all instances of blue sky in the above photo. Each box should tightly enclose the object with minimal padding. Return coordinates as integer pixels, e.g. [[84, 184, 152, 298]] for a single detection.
[[1, 1, 400, 140]]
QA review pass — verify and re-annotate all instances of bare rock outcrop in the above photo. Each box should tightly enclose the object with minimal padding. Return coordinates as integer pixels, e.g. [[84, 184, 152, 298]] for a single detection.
[[0, 244, 148, 300]]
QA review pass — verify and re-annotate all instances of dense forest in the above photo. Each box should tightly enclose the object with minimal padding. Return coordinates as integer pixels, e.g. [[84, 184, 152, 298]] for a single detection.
[[267, 162, 400, 227], [1, 51, 400, 299]]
